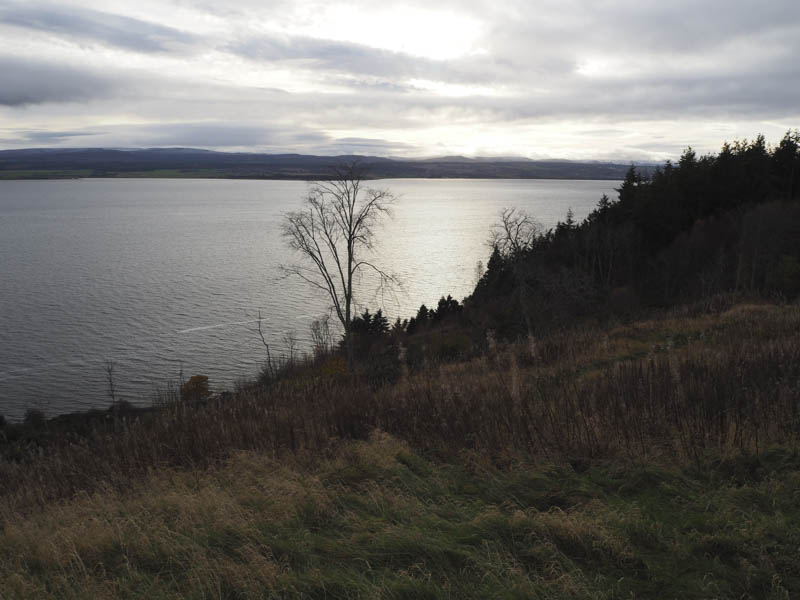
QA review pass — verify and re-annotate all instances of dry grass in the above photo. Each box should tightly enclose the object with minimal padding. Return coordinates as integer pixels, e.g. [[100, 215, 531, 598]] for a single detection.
[[2, 300, 799, 513], [2, 431, 800, 598]]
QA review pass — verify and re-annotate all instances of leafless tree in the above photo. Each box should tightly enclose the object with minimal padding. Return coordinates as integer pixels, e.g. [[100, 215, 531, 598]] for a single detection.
[[256, 310, 276, 379], [283, 330, 298, 365], [310, 315, 332, 359], [489, 207, 544, 356], [104, 359, 117, 405], [489, 207, 542, 258], [281, 162, 396, 367]]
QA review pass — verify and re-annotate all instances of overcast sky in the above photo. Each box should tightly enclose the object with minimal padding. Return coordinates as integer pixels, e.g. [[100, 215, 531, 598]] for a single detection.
[[1, 0, 798, 160]]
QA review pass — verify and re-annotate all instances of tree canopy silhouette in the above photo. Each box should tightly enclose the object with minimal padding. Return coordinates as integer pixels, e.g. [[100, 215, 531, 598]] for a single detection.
[[469, 131, 800, 336]]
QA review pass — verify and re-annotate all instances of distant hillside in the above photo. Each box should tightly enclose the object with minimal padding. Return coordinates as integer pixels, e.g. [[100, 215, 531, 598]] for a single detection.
[[0, 148, 642, 180]]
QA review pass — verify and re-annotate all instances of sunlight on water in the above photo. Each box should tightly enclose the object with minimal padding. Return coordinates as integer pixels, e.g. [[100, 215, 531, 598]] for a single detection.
[[0, 178, 618, 419]]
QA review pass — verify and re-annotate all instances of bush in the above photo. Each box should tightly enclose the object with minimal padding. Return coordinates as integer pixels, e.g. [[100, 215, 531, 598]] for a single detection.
[[23, 408, 46, 428], [181, 375, 210, 403]]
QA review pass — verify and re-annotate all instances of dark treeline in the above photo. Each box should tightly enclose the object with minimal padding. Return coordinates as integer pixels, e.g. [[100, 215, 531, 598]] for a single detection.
[[466, 131, 800, 338]]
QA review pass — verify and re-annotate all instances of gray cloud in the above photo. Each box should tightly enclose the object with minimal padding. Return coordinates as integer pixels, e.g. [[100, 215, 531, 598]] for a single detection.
[[1, 0, 799, 159], [577, 1, 800, 54], [229, 34, 430, 79], [0, 3, 197, 53], [228, 31, 535, 87], [123, 122, 330, 150], [224, 7, 800, 124], [316, 137, 419, 156], [0, 121, 416, 155], [0, 55, 117, 106], [15, 129, 104, 143], [49, 121, 334, 152]]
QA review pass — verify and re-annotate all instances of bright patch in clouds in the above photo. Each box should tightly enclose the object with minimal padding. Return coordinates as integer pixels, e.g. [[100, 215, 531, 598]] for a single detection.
[[576, 58, 618, 78], [292, 5, 484, 60], [408, 79, 506, 98]]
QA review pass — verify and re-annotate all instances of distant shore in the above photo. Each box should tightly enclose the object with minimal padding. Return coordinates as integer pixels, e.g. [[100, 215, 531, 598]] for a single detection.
[[0, 148, 646, 181]]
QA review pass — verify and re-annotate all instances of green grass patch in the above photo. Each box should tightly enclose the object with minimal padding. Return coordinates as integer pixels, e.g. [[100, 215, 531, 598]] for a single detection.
[[3, 435, 800, 598]]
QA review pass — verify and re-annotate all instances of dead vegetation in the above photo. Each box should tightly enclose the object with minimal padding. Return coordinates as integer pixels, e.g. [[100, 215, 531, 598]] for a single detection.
[[2, 299, 798, 513]]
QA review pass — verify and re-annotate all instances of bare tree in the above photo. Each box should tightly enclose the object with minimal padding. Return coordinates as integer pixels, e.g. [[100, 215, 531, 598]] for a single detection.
[[489, 207, 542, 258], [104, 359, 117, 405], [489, 207, 544, 356], [282, 330, 298, 366], [281, 162, 396, 367], [256, 310, 277, 379], [310, 315, 332, 359]]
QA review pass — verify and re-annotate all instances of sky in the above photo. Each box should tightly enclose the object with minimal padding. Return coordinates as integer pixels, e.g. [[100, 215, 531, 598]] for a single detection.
[[1, 0, 799, 161]]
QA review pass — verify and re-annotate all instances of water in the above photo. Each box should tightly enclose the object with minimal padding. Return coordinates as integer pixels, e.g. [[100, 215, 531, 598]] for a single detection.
[[0, 178, 618, 419]]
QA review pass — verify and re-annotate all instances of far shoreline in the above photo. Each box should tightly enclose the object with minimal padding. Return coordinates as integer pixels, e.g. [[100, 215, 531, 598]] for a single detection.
[[0, 172, 627, 182], [0, 148, 649, 181]]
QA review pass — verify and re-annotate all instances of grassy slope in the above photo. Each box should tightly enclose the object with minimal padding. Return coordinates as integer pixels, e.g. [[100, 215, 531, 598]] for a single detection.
[[2, 433, 799, 599], [2, 301, 800, 598]]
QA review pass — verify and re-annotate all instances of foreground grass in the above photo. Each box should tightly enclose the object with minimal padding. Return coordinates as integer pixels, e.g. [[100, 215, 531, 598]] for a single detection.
[[2, 432, 799, 599], [2, 300, 799, 598]]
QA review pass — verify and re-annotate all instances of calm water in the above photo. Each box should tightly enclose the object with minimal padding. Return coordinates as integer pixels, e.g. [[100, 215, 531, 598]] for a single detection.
[[0, 178, 618, 420]]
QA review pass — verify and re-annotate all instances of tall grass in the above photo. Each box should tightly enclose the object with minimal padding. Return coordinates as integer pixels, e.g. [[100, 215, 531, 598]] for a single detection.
[[3, 431, 800, 599], [2, 300, 799, 514]]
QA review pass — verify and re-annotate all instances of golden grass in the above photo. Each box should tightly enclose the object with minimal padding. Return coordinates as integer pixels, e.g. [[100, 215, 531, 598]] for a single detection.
[[1, 300, 799, 597], [2, 450, 305, 598], [3, 300, 799, 518], [3, 428, 800, 598]]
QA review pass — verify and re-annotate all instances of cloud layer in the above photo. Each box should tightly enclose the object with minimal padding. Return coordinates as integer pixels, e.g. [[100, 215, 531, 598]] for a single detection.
[[1, 0, 798, 159]]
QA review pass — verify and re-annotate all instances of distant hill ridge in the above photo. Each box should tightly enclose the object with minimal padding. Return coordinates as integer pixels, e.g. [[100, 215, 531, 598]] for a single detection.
[[0, 147, 644, 180]]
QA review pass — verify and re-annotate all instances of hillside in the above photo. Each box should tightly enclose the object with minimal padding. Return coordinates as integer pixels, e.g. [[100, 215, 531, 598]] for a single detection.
[[0, 148, 641, 180], [2, 301, 799, 598]]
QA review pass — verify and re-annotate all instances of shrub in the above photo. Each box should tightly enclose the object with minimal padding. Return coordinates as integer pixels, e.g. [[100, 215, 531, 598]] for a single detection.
[[23, 408, 46, 428], [180, 375, 210, 403]]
